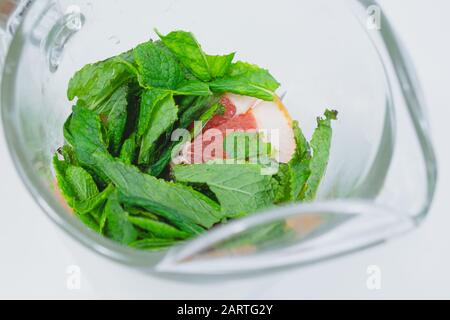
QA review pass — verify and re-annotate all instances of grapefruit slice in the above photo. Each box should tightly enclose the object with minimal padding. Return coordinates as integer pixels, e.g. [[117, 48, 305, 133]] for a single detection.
[[251, 97, 296, 163], [223, 93, 261, 115], [173, 93, 296, 165]]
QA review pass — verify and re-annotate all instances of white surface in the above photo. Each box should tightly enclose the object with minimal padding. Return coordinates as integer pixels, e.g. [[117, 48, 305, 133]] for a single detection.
[[1, 0, 450, 299]]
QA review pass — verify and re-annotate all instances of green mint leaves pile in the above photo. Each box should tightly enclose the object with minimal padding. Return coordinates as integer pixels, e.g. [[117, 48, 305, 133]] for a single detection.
[[54, 29, 337, 250]]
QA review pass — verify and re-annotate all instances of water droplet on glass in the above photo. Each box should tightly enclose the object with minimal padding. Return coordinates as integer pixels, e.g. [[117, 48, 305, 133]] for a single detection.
[[108, 35, 121, 45]]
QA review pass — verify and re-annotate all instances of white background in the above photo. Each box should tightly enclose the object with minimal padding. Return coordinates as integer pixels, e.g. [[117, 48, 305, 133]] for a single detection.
[[1, 0, 450, 299]]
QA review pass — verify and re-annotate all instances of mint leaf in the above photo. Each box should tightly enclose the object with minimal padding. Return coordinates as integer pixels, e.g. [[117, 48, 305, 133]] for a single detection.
[[137, 89, 169, 139], [178, 95, 197, 112], [209, 61, 280, 101], [58, 145, 78, 166], [148, 147, 175, 177], [68, 52, 134, 109], [128, 216, 190, 240], [192, 102, 225, 136], [207, 53, 235, 78], [130, 239, 178, 250], [65, 166, 99, 200], [156, 30, 211, 81], [179, 95, 220, 129], [134, 41, 184, 89], [173, 80, 212, 96], [291, 121, 312, 200], [273, 164, 292, 204], [53, 155, 77, 201], [125, 207, 159, 220], [96, 84, 129, 155], [138, 91, 178, 165], [53, 155, 110, 230], [78, 214, 101, 232], [119, 133, 137, 165], [173, 164, 275, 217], [301, 110, 337, 201], [104, 192, 138, 244], [72, 184, 114, 215], [53, 155, 101, 208], [64, 104, 108, 168], [64, 104, 117, 187], [93, 152, 222, 231], [156, 30, 235, 81], [273, 121, 311, 203]]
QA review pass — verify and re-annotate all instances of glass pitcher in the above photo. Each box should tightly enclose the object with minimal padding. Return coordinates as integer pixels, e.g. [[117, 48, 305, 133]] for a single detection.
[[0, 0, 437, 274]]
